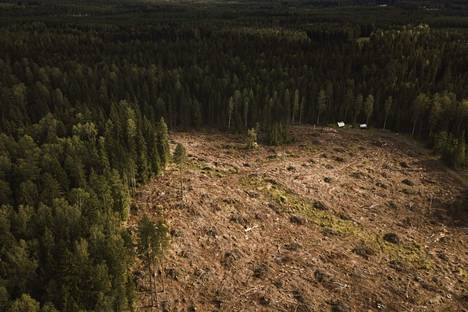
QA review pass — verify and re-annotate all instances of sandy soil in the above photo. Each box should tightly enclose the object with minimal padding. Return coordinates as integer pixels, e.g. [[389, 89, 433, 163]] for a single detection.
[[130, 126, 467, 312]]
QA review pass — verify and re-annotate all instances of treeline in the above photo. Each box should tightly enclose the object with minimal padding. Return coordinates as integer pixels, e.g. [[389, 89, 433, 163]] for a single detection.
[[1, 23, 466, 155]]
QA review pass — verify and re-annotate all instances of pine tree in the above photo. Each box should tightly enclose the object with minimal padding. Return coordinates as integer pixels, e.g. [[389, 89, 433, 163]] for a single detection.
[[455, 132, 466, 168], [364, 94, 374, 125], [317, 89, 327, 125], [412, 93, 429, 136], [241, 97, 248, 129], [383, 96, 392, 129], [227, 96, 234, 130], [156, 117, 170, 169], [354, 94, 363, 124], [7, 294, 39, 312], [137, 216, 168, 308], [292, 89, 300, 124]]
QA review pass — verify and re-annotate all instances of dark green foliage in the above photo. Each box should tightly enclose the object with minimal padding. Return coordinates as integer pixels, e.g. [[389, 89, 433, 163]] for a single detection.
[[0, 2, 467, 310], [7, 294, 39, 312], [137, 215, 168, 267], [433, 131, 466, 168], [0, 103, 165, 310], [266, 123, 289, 146], [137, 215, 168, 307], [157, 118, 170, 169]]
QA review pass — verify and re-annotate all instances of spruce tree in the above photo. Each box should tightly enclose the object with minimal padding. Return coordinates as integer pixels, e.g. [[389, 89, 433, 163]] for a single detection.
[[173, 143, 187, 165]]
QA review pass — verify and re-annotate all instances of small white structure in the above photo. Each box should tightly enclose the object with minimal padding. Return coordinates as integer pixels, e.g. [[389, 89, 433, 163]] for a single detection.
[[337, 121, 345, 128], [360, 124, 368, 129]]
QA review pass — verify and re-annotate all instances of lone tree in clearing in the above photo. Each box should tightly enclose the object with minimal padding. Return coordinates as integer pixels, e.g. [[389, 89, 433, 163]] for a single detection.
[[173, 143, 188, 205], [173, 143, 187, 165], [246, 128, 258, 149], [137, 216, 169, 308]]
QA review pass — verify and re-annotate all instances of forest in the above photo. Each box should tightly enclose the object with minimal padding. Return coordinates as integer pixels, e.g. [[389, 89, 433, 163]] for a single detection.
[[0, 0, 467, 311]]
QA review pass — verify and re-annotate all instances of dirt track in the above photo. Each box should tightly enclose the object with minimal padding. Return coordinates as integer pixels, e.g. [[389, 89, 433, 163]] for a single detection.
[[131, 126, 468, 312]]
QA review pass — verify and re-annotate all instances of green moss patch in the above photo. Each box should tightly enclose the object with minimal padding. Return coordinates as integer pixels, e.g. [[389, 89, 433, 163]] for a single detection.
[[240, 175, 431, 268]]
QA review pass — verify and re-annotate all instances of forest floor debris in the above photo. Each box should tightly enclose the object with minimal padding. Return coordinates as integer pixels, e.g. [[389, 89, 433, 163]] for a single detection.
[[131, 126, 467, 311]]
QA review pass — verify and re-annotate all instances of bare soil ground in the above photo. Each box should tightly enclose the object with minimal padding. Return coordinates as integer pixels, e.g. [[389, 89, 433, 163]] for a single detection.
[[130, 126, 468, 312]]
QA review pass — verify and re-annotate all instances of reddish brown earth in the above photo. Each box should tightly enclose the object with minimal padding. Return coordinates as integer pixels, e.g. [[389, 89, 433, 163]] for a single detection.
[[130, 126, 468, 312]]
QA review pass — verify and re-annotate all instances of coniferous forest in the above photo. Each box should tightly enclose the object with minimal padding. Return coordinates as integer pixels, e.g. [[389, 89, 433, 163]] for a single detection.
[[0, 0, 467, 311]]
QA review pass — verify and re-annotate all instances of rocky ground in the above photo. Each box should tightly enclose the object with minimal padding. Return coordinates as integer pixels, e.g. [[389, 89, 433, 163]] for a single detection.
[[130, 126, 468, 312]]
